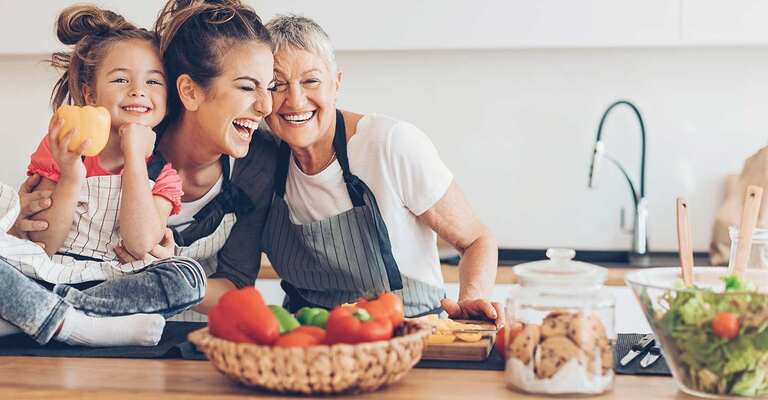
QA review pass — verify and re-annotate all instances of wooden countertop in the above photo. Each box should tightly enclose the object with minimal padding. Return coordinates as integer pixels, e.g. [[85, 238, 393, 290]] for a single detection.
[[257, 262, 639, 286], [0, 356, 694, 399]]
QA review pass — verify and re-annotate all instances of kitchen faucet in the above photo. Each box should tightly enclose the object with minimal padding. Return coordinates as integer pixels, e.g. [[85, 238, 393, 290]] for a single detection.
[[587, 100, 648, 255]]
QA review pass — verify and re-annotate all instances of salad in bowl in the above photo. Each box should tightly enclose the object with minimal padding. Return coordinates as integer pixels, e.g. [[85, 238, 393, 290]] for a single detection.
[[626, 267, 768, 398]]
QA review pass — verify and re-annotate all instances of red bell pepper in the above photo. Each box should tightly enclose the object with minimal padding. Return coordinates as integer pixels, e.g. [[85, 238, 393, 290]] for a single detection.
[[357, 292, 404, 327], [208, 287, 280, 345], [325, 306, 394, 344]]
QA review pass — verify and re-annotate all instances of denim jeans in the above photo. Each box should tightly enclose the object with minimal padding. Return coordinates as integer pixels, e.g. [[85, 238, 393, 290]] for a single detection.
[[0, 256, 206, 344]]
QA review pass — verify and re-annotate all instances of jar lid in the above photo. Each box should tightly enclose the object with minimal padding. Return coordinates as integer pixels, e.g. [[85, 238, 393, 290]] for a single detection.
[[513, 248, 607, 287]]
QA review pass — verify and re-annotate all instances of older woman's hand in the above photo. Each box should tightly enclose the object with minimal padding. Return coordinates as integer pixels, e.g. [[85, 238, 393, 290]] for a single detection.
[[9, 174, 52, 245], [441, 298, 504, 329]]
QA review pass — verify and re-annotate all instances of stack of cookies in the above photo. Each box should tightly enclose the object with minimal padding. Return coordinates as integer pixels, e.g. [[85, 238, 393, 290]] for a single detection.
[[508, 310, 612, 379]]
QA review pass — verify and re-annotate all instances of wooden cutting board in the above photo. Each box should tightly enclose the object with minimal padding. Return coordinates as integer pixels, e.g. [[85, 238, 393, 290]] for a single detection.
[[421, 320, 497, 361]]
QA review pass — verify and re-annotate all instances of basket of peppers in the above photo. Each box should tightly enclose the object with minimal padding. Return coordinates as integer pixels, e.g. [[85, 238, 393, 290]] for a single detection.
[[188, 287, 431, 394]]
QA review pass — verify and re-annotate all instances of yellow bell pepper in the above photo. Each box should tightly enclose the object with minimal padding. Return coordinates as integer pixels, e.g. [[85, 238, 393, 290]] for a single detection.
[[55, 105, 110, 156]]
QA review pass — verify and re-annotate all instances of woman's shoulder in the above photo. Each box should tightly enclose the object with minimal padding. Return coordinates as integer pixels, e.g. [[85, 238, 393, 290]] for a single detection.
[[354, 114, 432, 156]]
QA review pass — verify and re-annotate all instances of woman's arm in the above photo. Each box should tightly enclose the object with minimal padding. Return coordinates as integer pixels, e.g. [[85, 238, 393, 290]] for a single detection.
[[194, 278, 237, 314], [117, 124, 167, 258], [417, 181, 502, 325], [10, 174, 53, 243]]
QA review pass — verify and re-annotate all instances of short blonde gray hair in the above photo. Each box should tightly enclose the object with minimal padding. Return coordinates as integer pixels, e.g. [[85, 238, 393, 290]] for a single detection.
[[265, 14, 337, 72]]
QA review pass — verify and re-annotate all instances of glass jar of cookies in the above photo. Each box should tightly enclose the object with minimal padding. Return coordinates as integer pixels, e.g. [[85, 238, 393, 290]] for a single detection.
[[503, 248, 615, 395]]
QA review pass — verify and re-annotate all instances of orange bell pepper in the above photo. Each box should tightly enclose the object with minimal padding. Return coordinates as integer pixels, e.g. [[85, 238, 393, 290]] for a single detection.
[[274, 329, 325, 347], [325, 306, 393, 344], [55, 105, 110, 156], [208, 287, 280, 345], [357, 292, 404, 327]]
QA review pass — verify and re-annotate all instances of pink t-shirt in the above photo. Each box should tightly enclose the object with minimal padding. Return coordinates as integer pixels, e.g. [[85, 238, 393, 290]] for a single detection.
[[27, 136, 183, 215]]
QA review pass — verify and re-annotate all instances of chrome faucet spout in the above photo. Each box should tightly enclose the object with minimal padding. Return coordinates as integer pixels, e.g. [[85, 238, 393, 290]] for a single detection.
[[587, 100, 648, 255]]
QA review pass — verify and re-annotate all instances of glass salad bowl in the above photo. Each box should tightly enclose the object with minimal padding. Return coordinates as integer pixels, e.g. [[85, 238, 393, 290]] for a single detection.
[[626, 267, 768, 398]]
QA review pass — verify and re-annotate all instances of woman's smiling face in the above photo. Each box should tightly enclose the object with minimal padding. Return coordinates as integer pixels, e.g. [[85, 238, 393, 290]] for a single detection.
[[266, 46, 341, 149], [194, 41, 274, 158]]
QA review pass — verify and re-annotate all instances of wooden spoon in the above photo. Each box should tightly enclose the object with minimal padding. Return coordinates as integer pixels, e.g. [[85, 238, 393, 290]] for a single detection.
[[676, 198, 694, 287], [729, 185, 764, 277]]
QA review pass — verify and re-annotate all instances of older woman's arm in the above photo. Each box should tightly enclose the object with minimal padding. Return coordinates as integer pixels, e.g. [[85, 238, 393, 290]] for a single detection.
[[417, 181, 502, 326]]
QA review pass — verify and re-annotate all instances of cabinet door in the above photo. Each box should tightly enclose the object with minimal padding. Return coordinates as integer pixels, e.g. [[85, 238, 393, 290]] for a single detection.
[[252, 0, 680, 50], [0, 0, 160, 54], [682, 0, 768, 45]]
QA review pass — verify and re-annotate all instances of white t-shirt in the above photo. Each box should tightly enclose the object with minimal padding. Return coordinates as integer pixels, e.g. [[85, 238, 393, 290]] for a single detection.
[[285, 114, 453, 289]]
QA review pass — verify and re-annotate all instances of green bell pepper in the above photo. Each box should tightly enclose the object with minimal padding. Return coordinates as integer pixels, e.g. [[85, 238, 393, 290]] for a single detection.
[[268, 305, 300, 334]]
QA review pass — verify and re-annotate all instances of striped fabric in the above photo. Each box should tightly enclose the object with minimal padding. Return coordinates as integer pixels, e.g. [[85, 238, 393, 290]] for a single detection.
[[0, 176, 234, 285], [0, 177, 157, 283], [264, 195, 445, 317]]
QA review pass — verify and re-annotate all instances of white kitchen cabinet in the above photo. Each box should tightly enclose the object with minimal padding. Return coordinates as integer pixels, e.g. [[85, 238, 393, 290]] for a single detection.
[[0, 0, 160, 55], [681, 0, 768, 45], [252, 0, 680, 50], [1, 0, 680, 54], [10, 1, 768, 54]]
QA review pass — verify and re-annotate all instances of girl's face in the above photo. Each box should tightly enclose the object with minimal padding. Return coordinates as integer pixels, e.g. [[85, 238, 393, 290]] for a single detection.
[[87, 39, 167, 130], [192, 41, 274, 158], [266, 47, 341, 150]]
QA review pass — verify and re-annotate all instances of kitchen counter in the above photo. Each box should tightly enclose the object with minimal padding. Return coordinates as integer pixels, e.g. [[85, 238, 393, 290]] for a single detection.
[[0, 356, 695, 399], [259, 262, 666, 286]]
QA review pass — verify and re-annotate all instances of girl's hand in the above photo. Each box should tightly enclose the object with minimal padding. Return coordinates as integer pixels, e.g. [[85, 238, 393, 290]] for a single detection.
[[441, 298, 505, 329], [48, 114, 88, 180], [119, 123, 155, 159]]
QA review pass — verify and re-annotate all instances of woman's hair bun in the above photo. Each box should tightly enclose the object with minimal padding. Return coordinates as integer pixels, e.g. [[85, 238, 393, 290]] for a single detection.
[[56, 4, 134, 45]]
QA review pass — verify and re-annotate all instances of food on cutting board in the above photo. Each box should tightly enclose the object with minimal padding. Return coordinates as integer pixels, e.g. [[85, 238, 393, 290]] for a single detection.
[[414, 314, 489, 344], [55, 105, 110, 156], [646, 274, 768, 397], [207, 288, 405, 347], [504, 310, 613, 394]]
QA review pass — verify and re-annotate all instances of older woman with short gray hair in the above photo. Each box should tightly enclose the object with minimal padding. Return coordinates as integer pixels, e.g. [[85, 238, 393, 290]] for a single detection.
[[262, 15, 501, 324]]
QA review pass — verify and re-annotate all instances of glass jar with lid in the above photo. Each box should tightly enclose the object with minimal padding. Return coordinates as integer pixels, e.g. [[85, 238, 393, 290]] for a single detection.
[[728, 226, 768, 269], [503, 248, 615, 395]]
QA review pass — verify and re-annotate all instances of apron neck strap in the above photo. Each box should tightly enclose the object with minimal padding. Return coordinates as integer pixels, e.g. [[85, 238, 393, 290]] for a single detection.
[[274, 110, 365, 207]]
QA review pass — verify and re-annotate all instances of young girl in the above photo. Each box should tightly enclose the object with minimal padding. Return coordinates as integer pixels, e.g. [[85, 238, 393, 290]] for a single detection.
[[1, 5, 183, 283], [0, 5, 197, 346]]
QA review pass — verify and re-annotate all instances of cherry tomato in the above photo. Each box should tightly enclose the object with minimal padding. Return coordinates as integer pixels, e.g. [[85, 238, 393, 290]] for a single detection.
[[711, 312, 740, 339]]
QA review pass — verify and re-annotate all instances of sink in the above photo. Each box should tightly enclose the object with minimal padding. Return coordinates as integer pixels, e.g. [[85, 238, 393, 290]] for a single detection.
[[440, 248, 712, 268]]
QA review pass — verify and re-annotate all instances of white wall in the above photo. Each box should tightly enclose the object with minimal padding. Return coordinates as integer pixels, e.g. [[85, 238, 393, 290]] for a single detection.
[[2, 47, 766, 252]]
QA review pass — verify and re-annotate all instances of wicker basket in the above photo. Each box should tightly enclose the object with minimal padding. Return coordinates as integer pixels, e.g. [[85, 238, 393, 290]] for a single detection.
[[188, 320, 431, 395]]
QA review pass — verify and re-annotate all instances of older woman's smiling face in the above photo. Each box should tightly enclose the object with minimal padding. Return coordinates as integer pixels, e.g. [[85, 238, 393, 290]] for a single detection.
[[267, 46, 341, 149]]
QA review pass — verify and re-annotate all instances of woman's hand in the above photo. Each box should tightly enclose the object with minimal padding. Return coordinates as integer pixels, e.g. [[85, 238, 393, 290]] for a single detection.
[[114, 228, 175, 263], [441, 298, 504, 329], [48, 114, 88, 181], [8, 174, 52, 244], [119, 123, 155, 159]]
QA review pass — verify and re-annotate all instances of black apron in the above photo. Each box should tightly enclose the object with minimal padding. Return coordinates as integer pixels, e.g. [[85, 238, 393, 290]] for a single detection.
[[263, 110, 445, 316]]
